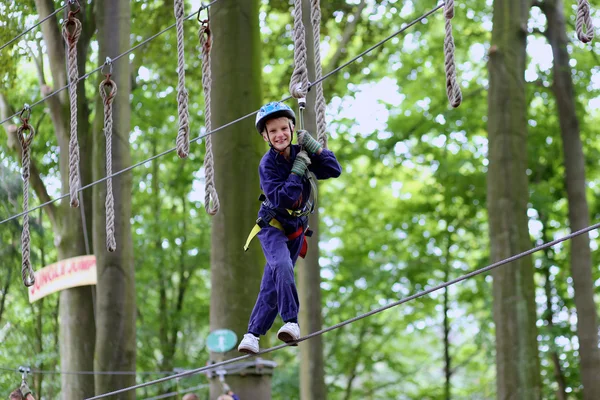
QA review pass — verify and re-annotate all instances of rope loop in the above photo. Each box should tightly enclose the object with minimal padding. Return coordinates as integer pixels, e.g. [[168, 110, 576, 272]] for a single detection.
[[175, 0, 191, 159], [576, 0, 595, 43], [62, 8, 83, 207], [99, 73, 118, 252], [17, 116, 36, 288], [289, 0, 310, 99], [310, 0, 328, 148], [199, 18, 220, 215], [443, 0, 462, 108]]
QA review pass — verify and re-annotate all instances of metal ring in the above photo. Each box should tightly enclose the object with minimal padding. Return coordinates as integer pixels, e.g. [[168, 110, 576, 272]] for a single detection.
[[101, 57, 113, 76], [197, 2, 210, 23], [20, 104, 31, 122]]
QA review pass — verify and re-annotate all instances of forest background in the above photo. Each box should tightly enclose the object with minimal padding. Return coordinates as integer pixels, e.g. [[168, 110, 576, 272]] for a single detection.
[[1, 0, 600, 399]]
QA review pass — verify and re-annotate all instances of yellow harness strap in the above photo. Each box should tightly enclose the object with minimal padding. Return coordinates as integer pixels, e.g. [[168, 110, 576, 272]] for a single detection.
[[243, 218, 284, 252]]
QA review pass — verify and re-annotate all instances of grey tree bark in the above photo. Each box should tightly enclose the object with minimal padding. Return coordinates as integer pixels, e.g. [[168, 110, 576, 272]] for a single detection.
[[297, 2, 327, 400], [487, 0, 542, 398], [208, 1, 268, 399], [92, 0, 136, 397], [541, 1, 600, 398]]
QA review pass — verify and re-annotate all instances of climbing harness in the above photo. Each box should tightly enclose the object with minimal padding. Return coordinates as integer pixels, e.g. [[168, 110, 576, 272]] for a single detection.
[[242, 188, 315, 259]]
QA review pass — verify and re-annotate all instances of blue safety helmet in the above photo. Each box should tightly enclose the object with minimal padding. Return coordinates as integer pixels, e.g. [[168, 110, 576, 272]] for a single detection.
[[255, 102, 296, 134]]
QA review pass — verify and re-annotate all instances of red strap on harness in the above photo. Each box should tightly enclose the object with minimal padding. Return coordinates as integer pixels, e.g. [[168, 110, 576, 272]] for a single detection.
[[286, 227, 308, 258], [286, 226, 304, 241]]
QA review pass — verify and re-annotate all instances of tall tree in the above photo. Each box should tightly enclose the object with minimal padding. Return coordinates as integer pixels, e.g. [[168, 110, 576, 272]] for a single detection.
[[297, 1, 327, 399], [208, 1, 267, 399], [2, 0, 97, 397], [92, 0, 136, 397], [487, 0, 542, 398], [540, 1, 600, 397]]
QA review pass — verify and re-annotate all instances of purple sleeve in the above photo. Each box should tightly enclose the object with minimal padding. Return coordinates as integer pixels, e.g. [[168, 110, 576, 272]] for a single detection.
[[308, 148, 342, 179], [232, 395, 241, 400], [259, 158, 304, 210]]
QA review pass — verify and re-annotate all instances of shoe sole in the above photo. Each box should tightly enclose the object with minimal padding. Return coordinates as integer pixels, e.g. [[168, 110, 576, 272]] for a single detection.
[[278, 332, 299, 346], [238, 346, 258, 354]]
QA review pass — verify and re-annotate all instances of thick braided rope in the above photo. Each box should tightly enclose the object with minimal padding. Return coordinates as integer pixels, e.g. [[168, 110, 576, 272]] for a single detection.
[[289, 0, 310, 99], [576, 0, 595, 43], [99, 76, 118, 252], [199, 23, 220, 215], [62, 13, 82, 207], [311, 0, 328, 149], [17, 123, 36, 287], [175, 0, 191, 158], [443, 0, 462, 108]]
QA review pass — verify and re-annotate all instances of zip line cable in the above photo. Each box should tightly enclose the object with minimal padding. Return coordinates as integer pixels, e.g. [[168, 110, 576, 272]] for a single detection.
[[0, 365, 177, 376], [0, 2, 69, 52], [85, 220, 600, 400], [0, 2, 445, 227], [0, 0, 220, 127], [142, 383, 210, 400]]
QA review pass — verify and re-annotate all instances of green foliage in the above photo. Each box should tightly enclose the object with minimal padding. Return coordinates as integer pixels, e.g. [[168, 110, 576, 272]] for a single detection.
[[1, 0, 600, 399]]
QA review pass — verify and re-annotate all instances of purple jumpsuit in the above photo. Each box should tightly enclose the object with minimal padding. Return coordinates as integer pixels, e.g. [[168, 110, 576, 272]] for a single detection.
[[247, 144, 342, 336]]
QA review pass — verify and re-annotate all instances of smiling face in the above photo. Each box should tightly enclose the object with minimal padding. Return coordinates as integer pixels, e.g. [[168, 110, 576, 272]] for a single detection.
[[262, 116, 294, 154]]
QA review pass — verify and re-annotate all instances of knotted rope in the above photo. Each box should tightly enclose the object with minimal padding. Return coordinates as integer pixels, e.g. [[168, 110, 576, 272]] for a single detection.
[[17, 108, 36, 287], [199, 18, 220, 215], [62, 3, 82, 207], [310, 0, 328, 149], [175, 0, 191, 158], [99, 61, 117, 252], [576, 0, 595, 43], [289, 0, 310, 99], [443, 0, 462, 108]]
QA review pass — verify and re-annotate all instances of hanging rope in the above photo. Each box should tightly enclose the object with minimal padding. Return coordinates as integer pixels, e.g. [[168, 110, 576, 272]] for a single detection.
[[310, 0, 328, 148], [199, 15, 220, 215], [1, 2, 446, 229], [62, 1, 83, 207], [443, 0, 462, 108], [175, 0, 191, 158], [576, 0, 594, 43], [99, 59, 117, 252], [17, 107, 36, 287], [289, 0, 310, 99]]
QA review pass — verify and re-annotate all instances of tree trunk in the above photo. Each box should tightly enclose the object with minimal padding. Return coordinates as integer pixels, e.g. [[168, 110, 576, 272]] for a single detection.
[[542, 1, 600, 398], [298, 1, 327, 399], [443, 268, 451, 400], [487, 0, 542, 398], [93, 0, 136, 396], [27, 1, 98, 397], [209, 1, 267, 399]]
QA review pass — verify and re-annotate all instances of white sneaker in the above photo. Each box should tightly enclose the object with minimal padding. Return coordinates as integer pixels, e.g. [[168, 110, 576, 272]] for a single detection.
[[238, 333, 259, 354], [277, 322, 300, 345]]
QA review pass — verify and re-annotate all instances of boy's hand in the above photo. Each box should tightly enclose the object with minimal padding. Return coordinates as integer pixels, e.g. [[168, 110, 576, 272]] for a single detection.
[[297, 130, 322, 155], [291, 150, 311, 177]]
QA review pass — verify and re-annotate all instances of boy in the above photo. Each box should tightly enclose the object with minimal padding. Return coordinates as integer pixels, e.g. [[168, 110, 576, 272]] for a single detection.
[[238, 102, 342, 354]]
